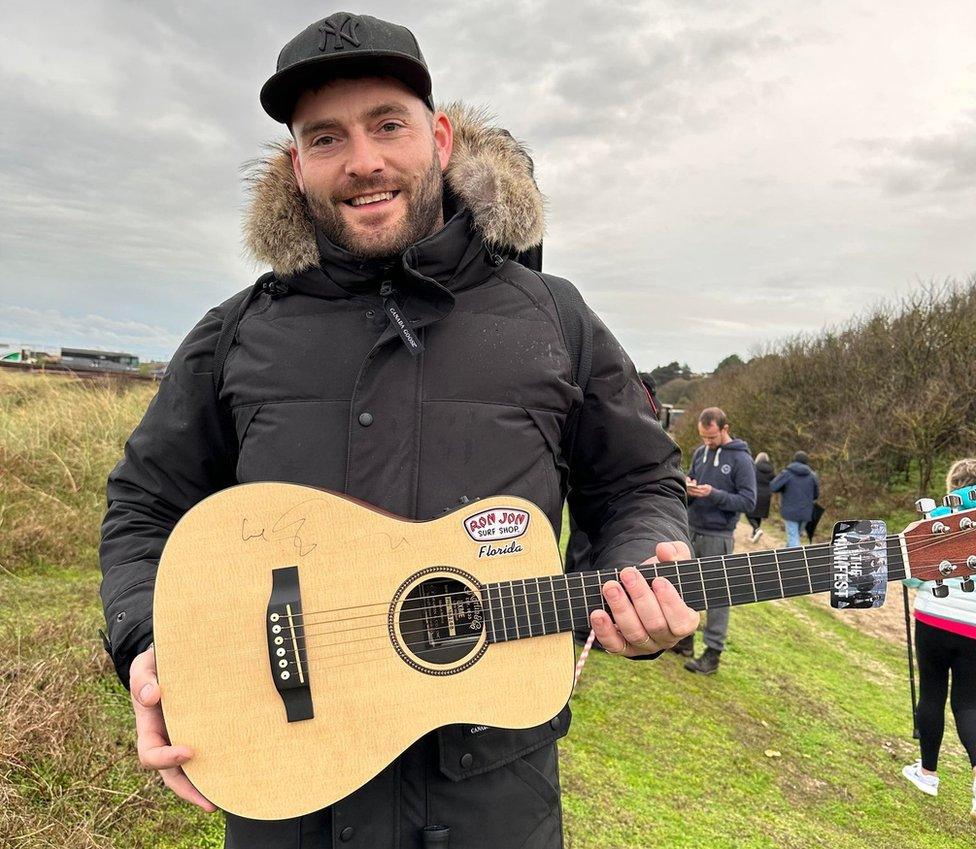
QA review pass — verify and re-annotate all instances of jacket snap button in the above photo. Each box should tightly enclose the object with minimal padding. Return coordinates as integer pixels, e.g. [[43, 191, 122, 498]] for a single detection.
[[339, 826, 355, 841], [358, 412, 374, 427], [116, 611, 126, 621], [550, 716, 560, 730], [459, 753, 474, 769]]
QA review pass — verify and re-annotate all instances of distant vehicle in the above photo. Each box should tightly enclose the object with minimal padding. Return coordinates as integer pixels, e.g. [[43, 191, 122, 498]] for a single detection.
[[661, 404, 684, 432], [59, 348, 139, 373], [0, 344, 33, 363]]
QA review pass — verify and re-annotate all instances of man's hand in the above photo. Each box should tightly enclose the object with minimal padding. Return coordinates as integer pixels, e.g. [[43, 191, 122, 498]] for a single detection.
[[686, 482, 713, 498], [130, 645, 217, 812], [589, 541, 700, 657]]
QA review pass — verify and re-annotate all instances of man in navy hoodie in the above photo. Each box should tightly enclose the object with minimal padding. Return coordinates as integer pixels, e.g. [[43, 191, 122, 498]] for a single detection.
[[677, 407, 757, 674]]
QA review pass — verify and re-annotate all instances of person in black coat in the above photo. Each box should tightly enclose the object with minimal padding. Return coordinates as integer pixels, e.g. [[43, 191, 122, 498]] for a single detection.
[[746, 451, 773, 542]]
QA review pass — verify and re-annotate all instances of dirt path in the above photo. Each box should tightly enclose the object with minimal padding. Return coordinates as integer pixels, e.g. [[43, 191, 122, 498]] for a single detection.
[[731, 518, 914, 647]]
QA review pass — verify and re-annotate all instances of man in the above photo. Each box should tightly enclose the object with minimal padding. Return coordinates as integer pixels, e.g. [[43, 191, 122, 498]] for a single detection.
[[99, 13, 698, 849], [769, 450, 820, 547], [677, 407, 756, 675]]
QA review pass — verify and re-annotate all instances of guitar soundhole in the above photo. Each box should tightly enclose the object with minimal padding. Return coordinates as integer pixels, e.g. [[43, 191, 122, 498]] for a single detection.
[[391, 570, 488, 674]]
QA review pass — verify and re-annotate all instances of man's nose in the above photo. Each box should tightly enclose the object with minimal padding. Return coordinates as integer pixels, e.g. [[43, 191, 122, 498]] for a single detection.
[[344, 132, 385, 178]]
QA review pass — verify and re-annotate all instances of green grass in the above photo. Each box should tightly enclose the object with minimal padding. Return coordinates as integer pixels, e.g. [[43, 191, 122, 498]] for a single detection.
[[1, 371, 973, 847]]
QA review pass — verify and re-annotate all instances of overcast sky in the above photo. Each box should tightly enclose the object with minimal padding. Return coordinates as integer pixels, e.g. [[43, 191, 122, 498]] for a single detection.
[[1, 0, 974, 369]]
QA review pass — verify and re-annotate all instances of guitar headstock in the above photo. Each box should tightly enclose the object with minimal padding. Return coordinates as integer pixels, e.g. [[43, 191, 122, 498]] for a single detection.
[[902, 491, 976, 594]]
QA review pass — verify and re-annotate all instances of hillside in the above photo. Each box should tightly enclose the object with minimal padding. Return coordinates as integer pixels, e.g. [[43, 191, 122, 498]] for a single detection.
[[1, 370, 973, 847], [671, 280, 976, 527]]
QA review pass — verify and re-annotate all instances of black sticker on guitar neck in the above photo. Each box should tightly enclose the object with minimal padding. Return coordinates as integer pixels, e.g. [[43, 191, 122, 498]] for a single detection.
[[830, 520, 887, 609]]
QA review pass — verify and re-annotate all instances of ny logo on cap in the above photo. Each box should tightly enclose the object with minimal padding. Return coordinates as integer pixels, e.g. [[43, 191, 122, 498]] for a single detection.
[[318, 14, 361, 51]]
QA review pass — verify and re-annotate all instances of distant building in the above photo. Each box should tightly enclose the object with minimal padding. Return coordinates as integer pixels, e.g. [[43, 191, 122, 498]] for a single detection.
[[59, 348, 139, 373]]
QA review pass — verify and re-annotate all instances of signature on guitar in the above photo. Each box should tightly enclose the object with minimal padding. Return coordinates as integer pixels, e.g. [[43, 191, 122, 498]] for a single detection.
[[241, 500, 323, 557]]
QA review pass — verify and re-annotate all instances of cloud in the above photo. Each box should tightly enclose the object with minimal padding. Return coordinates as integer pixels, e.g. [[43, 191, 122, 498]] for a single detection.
[[857, 111, 976, 196], [0, 0, 974, 372]]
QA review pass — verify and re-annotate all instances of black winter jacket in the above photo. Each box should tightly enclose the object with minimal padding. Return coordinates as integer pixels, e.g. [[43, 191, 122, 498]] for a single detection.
[[99, 105, 689, 849], [748, 459, 774, 519]]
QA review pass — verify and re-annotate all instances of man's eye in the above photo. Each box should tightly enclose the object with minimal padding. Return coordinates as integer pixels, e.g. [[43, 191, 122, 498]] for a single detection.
[[313, 136, 335, 146], [380, 122, 401, 132]]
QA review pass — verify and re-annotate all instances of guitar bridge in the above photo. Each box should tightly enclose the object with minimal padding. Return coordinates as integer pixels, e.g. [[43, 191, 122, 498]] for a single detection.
[[266, 566, 313, 722]]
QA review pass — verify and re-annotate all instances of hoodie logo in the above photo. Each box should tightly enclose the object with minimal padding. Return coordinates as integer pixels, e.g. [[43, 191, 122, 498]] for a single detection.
[[318, 15, 361, 51], [721, 463, 731, 475]]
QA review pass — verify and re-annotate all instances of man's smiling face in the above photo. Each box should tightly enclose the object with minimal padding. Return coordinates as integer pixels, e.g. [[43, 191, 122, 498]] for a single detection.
[[289, 76, 453, 259]]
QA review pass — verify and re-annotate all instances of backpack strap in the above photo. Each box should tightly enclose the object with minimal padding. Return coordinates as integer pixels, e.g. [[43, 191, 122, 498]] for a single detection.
[[535, 272, 593, 392], [212, 271, 277, 397], [534, 272, 593, 474]]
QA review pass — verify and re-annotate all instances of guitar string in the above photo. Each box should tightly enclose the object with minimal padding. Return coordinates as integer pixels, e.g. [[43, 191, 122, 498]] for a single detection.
[[182, 527, 974, 631], [254, 527, 972, 628], [238, 556, 976, 656]]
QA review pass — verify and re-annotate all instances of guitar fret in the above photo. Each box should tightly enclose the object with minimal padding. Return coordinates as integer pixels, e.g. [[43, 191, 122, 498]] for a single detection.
[[486, 584, 498, 643], [550, 576, 560, 633], [521, 580, 532, 637], [697, 559, 709, 610], [745, 551, 758, 602], [772, 549, 786, 599], [724, 551, 757, 607], [700, 556, 730, 609], [507, 582, 520, 640], [801, 546, 813, 594]]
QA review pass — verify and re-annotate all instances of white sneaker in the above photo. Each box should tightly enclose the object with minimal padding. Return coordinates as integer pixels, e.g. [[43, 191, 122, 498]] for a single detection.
[[902, 761, 939, 796], [750, 528, 764, 543]]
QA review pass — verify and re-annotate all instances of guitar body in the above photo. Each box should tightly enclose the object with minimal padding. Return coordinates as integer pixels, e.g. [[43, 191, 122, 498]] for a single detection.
[[154, 482, 574, 820]]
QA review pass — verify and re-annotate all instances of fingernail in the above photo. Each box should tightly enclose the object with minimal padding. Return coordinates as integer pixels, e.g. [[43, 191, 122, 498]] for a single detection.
[[138, 682, 154, 703], [605, 584, 620, 599]]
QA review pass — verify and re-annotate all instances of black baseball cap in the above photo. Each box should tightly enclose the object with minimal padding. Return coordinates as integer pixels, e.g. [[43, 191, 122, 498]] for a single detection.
[[261, 12, 434, 124]]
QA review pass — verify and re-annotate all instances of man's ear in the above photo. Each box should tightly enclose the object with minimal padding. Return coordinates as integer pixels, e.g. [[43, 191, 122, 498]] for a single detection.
[[289, 143, 306, 193], [431, 111, 453, 171]]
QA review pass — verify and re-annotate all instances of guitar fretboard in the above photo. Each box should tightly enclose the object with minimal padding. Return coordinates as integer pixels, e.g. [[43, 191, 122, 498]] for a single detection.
[[482, 536, 907, 643]]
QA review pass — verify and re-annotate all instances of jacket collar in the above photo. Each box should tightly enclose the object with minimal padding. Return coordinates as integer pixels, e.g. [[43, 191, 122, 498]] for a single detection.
[[242, 103, 544, 298]]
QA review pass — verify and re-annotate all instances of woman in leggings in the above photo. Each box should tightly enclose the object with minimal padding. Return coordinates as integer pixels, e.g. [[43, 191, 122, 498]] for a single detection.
[[902, 459, 976, 820]]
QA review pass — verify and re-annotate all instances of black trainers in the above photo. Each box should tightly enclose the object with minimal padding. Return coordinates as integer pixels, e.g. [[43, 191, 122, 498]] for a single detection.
[[684, 647, 721, 675], [670, 635, 694, 657]]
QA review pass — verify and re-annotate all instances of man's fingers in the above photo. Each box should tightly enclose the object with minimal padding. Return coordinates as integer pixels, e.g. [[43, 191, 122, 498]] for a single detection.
[[160, 767, 218, 812], [654, 540, 692, 563], [619, 568, 670, 639], [601, 578, 657, 646], [138, 740, 194, 771], [134, 677, 160, 708], [650, 576, 700, 635], [589, 610, 629, 655]]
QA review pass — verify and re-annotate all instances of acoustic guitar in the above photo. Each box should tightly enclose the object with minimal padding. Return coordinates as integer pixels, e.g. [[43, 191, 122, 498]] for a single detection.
[[153, 482, 976, 819]]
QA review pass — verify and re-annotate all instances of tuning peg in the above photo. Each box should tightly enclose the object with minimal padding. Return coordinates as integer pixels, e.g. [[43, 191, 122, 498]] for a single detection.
[[932, 580, 950, 598], [943, 494, 963, 512], [961, 579, 975, 593], [915, 497, 937, 517]]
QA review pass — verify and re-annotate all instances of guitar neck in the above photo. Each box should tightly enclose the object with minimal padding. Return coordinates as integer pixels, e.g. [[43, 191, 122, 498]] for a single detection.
[[482, 535, 908, 644]]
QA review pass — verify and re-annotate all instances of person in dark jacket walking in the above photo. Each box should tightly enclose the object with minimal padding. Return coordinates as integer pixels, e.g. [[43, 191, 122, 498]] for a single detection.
[[674, 407, 756, 674], [746, 452, 774, 542], [769, 451, 820, 548], [98, 13, 698, 849]]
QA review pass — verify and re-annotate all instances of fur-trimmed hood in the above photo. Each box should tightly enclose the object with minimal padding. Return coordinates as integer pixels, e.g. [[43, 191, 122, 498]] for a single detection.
[[242, 103, 545, 278]]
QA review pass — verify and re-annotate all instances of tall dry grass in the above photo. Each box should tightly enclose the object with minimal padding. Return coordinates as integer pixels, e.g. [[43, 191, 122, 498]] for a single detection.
[[0, 371, 224, 847], [0, 371, 157, 572]]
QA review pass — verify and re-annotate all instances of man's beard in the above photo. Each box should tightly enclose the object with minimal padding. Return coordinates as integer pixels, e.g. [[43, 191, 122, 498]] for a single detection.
[[305, 148, 444, 260]]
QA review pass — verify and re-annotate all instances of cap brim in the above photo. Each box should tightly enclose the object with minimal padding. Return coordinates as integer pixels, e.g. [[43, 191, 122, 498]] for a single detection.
[[260, 52, 433, 124]]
